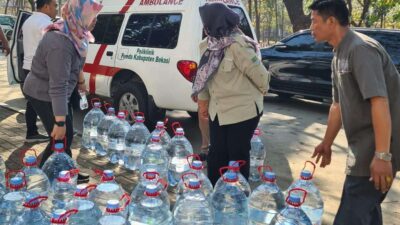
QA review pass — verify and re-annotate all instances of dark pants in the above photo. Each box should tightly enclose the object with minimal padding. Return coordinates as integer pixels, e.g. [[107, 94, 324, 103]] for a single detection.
[[27, 96, 74, 167], [207, 114, 261, 185], [21, 69, 39, 137], [334, 175, 394, 225]]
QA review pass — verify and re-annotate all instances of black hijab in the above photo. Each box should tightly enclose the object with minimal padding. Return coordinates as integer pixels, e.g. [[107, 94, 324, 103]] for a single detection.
[[199, 3, 240, 39]]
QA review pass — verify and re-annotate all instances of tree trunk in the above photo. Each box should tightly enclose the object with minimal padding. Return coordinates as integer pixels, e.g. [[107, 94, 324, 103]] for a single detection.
[[346, 0, 352, 15], [28, 0, 35, 11], [283, 0, 311, 32], [357, 0, 371, 27], [346, 0, 354, 24], [5, 0, 11, 14], [281, 2, 285, 39], [248, 0, 253, 21], [275, 0, 279, 41], [254, 0, 261, 40]]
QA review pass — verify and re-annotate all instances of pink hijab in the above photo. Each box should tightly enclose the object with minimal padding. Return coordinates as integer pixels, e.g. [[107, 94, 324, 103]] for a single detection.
[[45, 0, 103, 57]]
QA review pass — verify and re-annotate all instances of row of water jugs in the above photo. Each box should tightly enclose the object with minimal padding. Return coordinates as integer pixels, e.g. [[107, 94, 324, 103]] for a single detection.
[[81, 101, 196, 189], [1, 145, 323, 225], [82, 101, 268, 190]]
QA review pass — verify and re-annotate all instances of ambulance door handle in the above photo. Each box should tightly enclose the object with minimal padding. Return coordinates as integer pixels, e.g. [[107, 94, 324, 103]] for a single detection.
[[106, 51, 114, 57]]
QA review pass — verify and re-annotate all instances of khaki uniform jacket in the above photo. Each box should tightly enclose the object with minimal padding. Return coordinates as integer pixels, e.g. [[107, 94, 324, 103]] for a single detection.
[[198, 34, 270, 125]]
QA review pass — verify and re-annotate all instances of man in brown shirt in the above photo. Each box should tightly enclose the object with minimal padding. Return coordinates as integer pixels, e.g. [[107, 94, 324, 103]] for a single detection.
[[309, 0, 399, 224]]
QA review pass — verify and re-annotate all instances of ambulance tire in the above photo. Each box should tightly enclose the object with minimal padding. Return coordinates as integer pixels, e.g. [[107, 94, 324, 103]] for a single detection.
[[113, 82, 148, 124]]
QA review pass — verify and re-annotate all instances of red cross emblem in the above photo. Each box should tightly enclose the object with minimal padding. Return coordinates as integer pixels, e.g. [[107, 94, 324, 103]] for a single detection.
[[83, 0, 135, 94]]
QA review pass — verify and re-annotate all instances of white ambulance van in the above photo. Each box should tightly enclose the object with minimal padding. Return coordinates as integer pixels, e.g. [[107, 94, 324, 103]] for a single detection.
[[8, 0, 257, 124]]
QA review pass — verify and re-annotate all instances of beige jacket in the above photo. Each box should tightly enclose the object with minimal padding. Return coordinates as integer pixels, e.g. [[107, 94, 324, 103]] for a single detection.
[[198, 34, 270, 125]]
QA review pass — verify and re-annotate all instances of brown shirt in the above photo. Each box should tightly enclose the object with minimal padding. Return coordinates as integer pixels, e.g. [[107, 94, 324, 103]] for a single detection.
[[332, 30, 400, 176], [198, 34, 270, 125]]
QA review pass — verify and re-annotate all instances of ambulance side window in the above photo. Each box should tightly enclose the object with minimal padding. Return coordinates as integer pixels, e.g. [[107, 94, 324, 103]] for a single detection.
[[122, 13, 182, 49], [229, 7, 254, 39], [201, 7, 254, 40], [92, 14, 124, 45], [121, 14, 154, 47]]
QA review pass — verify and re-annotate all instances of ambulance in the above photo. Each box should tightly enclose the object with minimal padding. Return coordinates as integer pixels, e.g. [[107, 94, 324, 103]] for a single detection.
[[8, 0, 257, 124]]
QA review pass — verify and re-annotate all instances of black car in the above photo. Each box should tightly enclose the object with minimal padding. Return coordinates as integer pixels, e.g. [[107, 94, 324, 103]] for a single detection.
[[261, 28, 400, 101]]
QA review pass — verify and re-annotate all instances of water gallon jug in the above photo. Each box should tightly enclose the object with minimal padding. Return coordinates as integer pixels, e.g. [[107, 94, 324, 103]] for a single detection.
[[248, 166, 285, 225], [270, 188, 312, 225], [286, 161, 324, 225], [124, 112, 151, 171]]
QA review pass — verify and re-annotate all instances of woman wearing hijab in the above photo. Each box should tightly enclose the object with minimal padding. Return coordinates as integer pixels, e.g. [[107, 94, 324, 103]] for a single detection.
[[193, 3, 270, 185], [23, 0, 103, 172]]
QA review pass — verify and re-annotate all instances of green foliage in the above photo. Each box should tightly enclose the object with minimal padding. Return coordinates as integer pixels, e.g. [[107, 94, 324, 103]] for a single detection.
[[245, 0, 399, 43], [368, 0, 400, 28]]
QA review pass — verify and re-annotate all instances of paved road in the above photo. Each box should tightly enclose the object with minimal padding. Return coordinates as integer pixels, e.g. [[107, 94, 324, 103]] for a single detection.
[[1, 55, 399, 224]]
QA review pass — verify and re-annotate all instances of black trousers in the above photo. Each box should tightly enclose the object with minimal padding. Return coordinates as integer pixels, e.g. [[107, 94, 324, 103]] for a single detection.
[[207, 114, 261, 186], [333, 175, 395, 225], [27, 96, 74, 167], [21, 69, 39, 137]]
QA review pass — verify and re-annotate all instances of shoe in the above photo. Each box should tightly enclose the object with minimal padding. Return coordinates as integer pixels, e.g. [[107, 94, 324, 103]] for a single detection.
[[77, 172, 90, 184], [25, 134, 49, 143]]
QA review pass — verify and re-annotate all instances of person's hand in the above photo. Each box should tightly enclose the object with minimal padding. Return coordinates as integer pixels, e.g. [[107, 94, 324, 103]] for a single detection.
[[370, 157, 393, 193], [191, 95, 198, 103], [312, 142, 332, 168], [51, 124, 66, 140]]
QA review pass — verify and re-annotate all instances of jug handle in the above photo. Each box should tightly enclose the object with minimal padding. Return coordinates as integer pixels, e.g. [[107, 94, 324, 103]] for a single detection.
[[23, 196, 48, 208], [90, 98, 101, 108], [5, 170, 26, 189], [186, 154, 201, 168], [171, 122, 181, 134], [51, 138, 67, 152], [119, 193, 131, 211], [157, 178, 168, 191], [133, 112, 145, 122], [19, 148, 38, 166], [303, 161, 316, 178], [257, 165, 273, 177], [142, 171, 159, 180], [286, 188, 308, 207]]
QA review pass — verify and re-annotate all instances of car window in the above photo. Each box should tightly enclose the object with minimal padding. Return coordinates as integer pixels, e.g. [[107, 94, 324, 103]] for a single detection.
[[0, 16, 14, 27], [284, 33, 332, 52], [284, 34, 315, 51], [361, 31, 400, 65], [201, 7, 254, 40], [229, 7, 254, 39], [92, 14, 124, 45], [313, 42, 333, 52], [122, 13, 182, 49]]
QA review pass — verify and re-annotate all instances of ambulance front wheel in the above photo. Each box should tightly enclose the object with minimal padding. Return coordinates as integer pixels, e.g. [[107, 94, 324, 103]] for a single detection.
[[113, 81, 148, 124]]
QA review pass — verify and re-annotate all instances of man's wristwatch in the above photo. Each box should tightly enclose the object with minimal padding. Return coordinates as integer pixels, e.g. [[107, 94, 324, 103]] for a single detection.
[[54, 121, 65, 127], [375, 152, 392, 162]]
